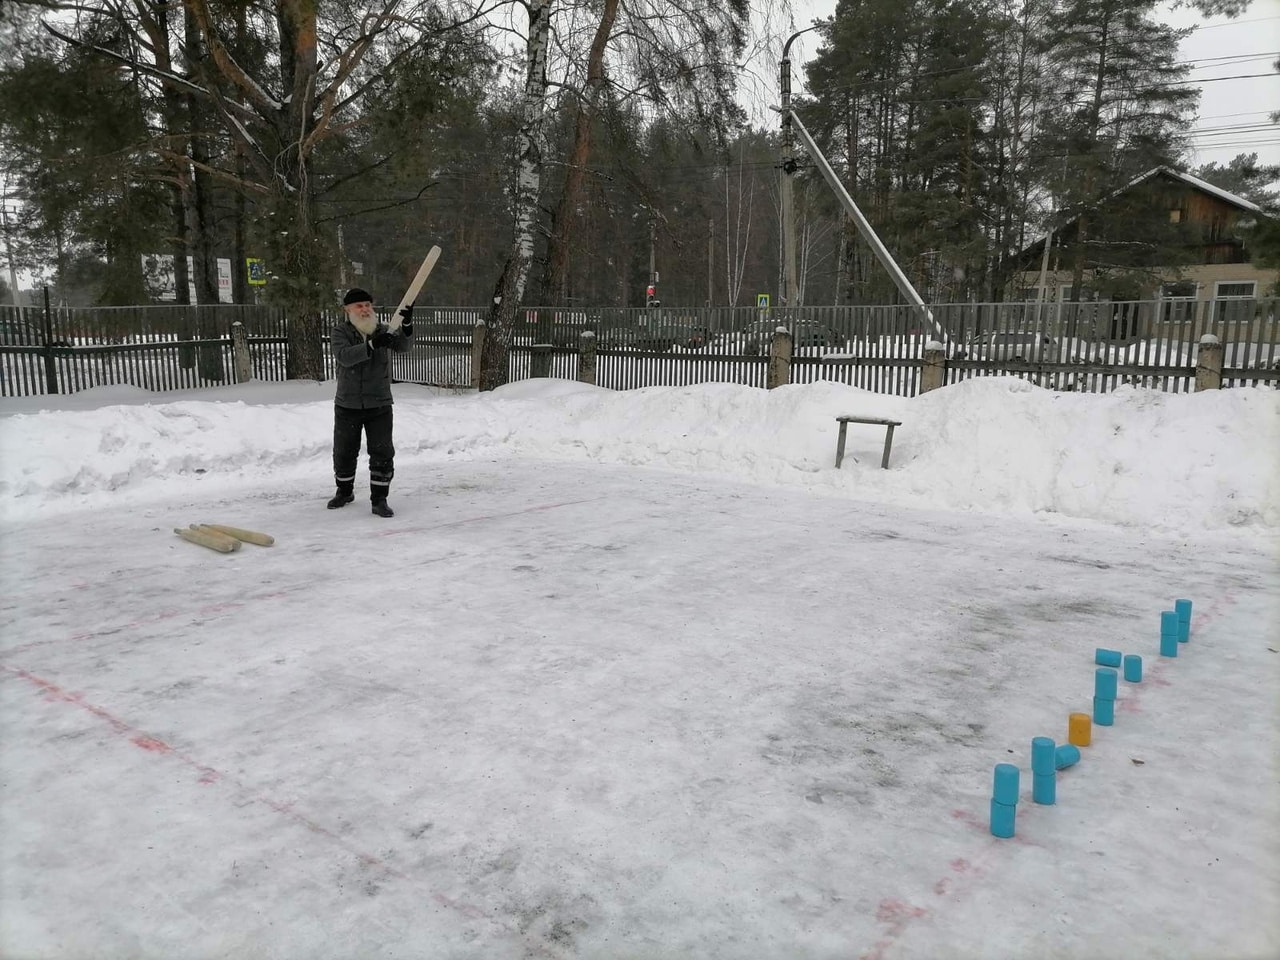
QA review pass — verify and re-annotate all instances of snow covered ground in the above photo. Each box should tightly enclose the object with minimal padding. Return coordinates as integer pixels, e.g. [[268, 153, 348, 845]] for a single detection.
[[1, 376, 1277, 959]]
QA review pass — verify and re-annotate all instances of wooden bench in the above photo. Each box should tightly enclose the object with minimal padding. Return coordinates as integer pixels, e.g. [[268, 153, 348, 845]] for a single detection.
[[835, 416, 903, 470]]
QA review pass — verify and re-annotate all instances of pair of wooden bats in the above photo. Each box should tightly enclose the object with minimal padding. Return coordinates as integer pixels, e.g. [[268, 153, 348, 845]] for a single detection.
[[174, 524, 273, 553]]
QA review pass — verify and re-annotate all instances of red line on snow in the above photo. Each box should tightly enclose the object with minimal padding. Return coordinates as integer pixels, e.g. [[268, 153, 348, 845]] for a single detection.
[[0, 663, 504, 928], [373, 496, 606, 539], [860, 593, 1240, 960]]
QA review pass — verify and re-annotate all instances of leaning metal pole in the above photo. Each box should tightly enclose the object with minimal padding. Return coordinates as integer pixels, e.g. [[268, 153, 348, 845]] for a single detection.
[[783, 107, 943, 341]]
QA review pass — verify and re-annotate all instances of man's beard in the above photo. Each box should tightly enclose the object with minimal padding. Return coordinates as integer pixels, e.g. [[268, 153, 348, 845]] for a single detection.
[[349, 312, 378, 336]]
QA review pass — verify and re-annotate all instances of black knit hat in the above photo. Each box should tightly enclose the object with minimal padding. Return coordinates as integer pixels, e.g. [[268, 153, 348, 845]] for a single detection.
[[342, 287, 373, 305]]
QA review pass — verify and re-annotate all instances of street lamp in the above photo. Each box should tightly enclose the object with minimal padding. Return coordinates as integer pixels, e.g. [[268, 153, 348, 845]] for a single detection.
[[780, 25, 818, 308]]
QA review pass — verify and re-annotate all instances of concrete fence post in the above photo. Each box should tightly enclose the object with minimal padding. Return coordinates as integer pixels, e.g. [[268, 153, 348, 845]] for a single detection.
[[470, 321, 486, 389], [41, 286, 59, 394], [920, 339, 946, 393], [1195, 334, 1223, 391], [577, 330, 597, 385], [230, 321, 253, 383], [531, 343, 553, 378], [767, 327, 793, 389]]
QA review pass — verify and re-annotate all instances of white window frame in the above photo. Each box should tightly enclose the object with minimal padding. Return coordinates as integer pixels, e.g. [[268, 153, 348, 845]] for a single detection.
[[1158, 282, 1198, 324], [1213, 280, 1256, 299], [1213, 280, 1257, 324]]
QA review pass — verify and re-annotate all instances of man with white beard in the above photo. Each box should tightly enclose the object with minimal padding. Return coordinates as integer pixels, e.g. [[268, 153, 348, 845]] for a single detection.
[[327, 288, 414, 517]]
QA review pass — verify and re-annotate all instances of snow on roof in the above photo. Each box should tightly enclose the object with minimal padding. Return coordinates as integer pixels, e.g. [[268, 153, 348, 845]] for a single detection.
[[1021, 165, 1268, 254], [1130, 166, 1265, 215]]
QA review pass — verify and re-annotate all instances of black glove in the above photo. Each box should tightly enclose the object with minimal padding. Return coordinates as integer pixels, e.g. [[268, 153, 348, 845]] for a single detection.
[[397, 305, 414, 336], [368, 330, 396, 350]]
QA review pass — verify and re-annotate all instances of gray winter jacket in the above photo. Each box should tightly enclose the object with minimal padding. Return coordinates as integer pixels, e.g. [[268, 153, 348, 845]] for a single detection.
[[331, 320, 414, 409]]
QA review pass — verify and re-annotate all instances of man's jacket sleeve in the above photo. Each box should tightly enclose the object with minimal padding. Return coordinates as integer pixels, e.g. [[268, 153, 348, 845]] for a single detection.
[[331, 323, 371, 368]]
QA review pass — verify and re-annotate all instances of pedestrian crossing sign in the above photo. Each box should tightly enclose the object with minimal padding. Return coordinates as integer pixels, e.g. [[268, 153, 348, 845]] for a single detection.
[[757, 293, 770, 309]]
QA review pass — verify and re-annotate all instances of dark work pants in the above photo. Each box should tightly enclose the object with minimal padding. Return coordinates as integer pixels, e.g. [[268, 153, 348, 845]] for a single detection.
[[333, 404, 395, 500]]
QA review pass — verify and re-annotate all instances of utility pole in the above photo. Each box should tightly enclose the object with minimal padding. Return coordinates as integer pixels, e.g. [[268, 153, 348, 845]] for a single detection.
[[1, 178, 21, 305], [780, 25, 817, 309], [707, 218, 714, 307]]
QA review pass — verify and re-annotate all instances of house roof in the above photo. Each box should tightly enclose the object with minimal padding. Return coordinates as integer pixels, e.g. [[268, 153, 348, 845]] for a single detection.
[[1121, 165, 1265, 215], [1016, 165, 1268, 264]]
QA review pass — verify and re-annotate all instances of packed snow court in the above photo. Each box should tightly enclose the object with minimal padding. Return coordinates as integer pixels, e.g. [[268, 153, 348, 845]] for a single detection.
[[1, 378, 1278, 959]]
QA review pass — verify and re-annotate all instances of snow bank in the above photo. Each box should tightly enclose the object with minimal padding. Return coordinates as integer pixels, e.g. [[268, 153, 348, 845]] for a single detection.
[[1, 377, 1276, 532]]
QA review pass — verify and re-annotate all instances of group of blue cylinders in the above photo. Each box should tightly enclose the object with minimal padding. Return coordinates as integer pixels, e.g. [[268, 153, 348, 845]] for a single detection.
[[987, 599, 1194, 840], [990, 738, 1082, 837], [1093, 648, 1143, 725], [1160, 598, 1193, 657]]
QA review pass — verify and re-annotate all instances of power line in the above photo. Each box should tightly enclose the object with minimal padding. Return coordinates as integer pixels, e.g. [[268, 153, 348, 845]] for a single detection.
[[1184, 15, 1280, 31], [1179, 51, 1280, 64], [1198, 110, 1276, 120]]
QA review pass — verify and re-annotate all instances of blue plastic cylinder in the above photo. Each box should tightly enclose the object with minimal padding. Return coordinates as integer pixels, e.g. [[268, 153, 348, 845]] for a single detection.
[[1093, 696, 1115, 726], [1031, 736, 1056, 775], [1055, 744, 1081, 770], [1095, 648, 1122, 667], [1160, 633, 1179, 658], [990, 798, 1016, 838], [1095, 667, 1119, 700], [1175, 598, 1192, 642], [1123, 654, 1143, 682], [1160, 610, 1179, 638], [1033, 772, 1056, 805], [992, 763, 1020, 806]]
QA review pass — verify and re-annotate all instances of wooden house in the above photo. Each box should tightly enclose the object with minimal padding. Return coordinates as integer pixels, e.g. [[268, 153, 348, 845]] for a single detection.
[[1012, 166, 1277, 310]]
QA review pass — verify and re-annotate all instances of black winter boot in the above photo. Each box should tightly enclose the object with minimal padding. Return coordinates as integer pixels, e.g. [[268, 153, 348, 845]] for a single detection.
[[371, 498, 394, 518], [327, 480, 355, 509]]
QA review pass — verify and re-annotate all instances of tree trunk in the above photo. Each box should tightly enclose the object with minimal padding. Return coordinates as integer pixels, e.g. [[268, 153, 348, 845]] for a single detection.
[[480, 0, 552, 391], [183, 6, 223, 379], [543, 0, 618, 307]]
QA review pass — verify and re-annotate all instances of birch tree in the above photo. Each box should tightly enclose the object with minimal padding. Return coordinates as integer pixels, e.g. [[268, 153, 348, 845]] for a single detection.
[[478, 0, 552, 391], [722, 142, 755, 306]]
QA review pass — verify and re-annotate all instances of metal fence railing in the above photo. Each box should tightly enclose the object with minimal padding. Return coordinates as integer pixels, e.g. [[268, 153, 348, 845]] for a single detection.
[[2, 298, 1277, 399]]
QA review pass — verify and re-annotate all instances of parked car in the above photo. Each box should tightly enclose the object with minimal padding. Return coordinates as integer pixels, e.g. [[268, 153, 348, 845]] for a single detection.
[[952, 331, 1058, 360], [631, 322, 713, 352], [741, 319, 842, 354]]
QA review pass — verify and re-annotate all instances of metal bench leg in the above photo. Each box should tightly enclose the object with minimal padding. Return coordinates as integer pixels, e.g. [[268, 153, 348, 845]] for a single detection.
[[881, 424, 896, 469], [835, 421, 849, 468]]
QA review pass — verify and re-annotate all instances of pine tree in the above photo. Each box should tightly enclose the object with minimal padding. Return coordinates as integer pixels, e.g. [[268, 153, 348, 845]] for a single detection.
[[1033, 0, 1198, 299]]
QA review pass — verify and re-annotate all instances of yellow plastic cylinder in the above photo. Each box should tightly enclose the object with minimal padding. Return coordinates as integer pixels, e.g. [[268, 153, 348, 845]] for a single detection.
[[1068, 712, 1092, 747]]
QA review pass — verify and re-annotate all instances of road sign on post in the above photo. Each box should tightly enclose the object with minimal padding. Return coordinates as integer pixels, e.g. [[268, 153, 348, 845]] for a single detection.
[[757, 293, 770, 309], [246, 258, 267, 286]]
